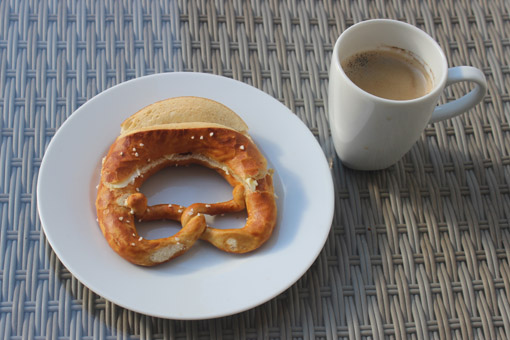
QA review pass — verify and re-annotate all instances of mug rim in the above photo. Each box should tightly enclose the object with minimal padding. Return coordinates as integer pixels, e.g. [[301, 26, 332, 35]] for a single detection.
[[332, 19, 448, 104]]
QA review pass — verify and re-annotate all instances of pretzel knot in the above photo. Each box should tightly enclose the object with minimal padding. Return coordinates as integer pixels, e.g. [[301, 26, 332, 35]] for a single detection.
[[95, 97, 277, 266]]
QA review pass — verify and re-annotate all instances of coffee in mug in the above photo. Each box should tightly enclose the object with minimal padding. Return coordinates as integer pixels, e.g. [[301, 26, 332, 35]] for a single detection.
[[341, 48, 433, 100]]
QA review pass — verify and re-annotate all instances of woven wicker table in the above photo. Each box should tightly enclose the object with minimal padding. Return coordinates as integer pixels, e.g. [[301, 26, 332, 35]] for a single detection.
[[1, 1, 509, 339]]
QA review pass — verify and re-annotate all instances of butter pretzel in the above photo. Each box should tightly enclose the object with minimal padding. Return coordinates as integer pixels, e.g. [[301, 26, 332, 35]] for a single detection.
[[95, 97, 277, 266]]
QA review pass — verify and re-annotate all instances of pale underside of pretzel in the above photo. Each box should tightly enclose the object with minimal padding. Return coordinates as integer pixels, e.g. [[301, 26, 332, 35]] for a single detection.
[[96, 124, 277, 266]]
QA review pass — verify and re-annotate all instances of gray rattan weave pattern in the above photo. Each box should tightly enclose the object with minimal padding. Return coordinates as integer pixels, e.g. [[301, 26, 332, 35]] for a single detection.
[[1, 0, 509, 339]]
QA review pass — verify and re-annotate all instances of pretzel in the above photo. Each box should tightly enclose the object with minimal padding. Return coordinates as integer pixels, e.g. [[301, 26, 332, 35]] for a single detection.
[[95, 97, 277, 266]]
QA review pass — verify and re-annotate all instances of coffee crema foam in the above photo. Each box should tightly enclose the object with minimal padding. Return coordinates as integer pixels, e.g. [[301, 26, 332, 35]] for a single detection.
[[342, 48, 433, 100]]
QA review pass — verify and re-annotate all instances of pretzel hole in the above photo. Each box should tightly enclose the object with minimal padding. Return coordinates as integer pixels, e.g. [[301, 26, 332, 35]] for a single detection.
[[141, 165, 233, 205], [136, 219, 182, 240], [203, 210, 248, 230], [138, 164, 247, 231]]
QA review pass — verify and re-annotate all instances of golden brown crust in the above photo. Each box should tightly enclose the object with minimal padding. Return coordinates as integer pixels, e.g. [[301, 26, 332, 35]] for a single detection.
[[96, 115, 277, 266], [201, 175, 277, 252], [102, 125, 267, 186]]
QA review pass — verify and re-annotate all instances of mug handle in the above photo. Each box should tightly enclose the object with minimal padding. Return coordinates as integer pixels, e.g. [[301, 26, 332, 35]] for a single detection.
[[429, 66, 487, 124]]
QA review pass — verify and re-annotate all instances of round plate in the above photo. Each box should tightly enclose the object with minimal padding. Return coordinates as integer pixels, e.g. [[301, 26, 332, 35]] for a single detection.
[[37, 73, 334, 320]]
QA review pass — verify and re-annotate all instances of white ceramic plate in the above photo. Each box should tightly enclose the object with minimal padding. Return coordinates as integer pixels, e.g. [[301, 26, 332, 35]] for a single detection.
[[37, 73, 334, 320]]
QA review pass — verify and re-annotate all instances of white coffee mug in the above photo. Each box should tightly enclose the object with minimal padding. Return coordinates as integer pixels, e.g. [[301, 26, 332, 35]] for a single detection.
[[328, 19, 487, 170]]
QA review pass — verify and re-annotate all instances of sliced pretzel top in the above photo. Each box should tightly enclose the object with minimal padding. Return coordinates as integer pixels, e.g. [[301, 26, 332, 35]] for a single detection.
[[120, 96, 249, 135]]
